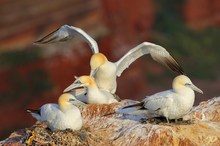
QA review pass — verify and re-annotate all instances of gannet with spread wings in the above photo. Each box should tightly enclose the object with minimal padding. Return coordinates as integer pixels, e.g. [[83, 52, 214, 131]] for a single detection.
[[35, 25, 184, 94]]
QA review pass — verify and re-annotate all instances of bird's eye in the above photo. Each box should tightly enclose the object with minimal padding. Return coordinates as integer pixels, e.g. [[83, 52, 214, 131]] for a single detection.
[[74, 80, 81, 84], [185, 83, 191, 86], [69, 98, 75, 102]]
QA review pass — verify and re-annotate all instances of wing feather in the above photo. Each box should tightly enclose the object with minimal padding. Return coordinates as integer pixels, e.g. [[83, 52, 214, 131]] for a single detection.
[[143, 90, 174, 111], [34, 25, 99, 54], [115, 42, 184, 76], [40, 104, 60, 124]]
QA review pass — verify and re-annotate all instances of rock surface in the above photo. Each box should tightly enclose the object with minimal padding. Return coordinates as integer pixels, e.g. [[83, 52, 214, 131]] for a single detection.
[[1, 97, 220, 146]]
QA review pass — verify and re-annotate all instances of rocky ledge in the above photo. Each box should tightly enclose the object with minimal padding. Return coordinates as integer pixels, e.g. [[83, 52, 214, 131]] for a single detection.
[[1, 97, 220, 146]]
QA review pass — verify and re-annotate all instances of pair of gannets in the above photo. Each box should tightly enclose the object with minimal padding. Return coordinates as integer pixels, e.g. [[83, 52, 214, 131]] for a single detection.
[[35, 25, 184, 104], [27, 93, 84, 131], [122, 75, 203, 122]]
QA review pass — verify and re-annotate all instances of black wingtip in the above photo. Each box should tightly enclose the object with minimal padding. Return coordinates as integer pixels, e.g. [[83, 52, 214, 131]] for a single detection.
[[26, 109, 41, 115], [122, 102, 144, 109], [165, 56, 185, 75], [33, 28, 60, 44], [26, 109, 31, 113]]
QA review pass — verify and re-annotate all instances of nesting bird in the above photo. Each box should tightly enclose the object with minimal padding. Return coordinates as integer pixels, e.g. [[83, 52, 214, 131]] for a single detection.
[[27, 93, 84, 131], [64, 76, 120, 104], [35, 25, 184, 94], [122, 75, 203, 123]]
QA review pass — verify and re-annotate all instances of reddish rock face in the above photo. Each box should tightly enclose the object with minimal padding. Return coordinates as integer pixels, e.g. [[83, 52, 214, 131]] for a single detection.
[[0, 0, 156, 139], [1, 97, 220, 145], [1, 0, 220, 140], [183, 0, 220, 29]]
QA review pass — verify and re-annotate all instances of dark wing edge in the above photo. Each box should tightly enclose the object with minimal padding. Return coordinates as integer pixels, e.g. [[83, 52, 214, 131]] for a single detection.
[[26, 108, 41, 116], [160, 55, 185, 75], [122, 102, 144, 109], [34, 27, 61, 44]]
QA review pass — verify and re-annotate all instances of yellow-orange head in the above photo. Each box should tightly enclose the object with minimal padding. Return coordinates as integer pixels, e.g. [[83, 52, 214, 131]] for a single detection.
[[90, 53, 107, 70], [172, 75, 203, 94], [58, 93, 76, 111], [77, 75, 96, 87]]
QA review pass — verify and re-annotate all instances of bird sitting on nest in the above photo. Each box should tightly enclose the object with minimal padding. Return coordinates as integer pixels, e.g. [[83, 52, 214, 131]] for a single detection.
[[27, 93, 85, 131], [121, 75, 203, 123]]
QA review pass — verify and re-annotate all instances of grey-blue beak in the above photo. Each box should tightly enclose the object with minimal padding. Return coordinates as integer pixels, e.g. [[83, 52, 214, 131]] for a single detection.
[[63, 81, 84, 93], [189, 84, 203, 94]]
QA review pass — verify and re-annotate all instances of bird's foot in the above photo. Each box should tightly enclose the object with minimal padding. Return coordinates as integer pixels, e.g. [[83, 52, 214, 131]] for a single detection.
[[140, 117, 167, 124], [175, 118, 193, 125]]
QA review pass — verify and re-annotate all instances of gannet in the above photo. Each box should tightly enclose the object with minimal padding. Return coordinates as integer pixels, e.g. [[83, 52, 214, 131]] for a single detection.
[[122, 75, 203, 123], [64, 76, 120, 104], [89, 42, 185, 93], [27, 93, 84, 131], [65, 42, 184, 94], [34, 25, 99, 54], [35, 25, 184, 94]]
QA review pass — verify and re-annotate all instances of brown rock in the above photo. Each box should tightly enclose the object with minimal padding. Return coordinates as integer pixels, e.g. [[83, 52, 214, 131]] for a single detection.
[[1, 97, 220, 146]]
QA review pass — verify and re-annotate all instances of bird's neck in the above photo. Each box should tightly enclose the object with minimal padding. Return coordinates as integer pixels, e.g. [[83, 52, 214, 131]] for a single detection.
[[174, 88, 195, 113], [88, 78, 96, 86], [87, 84, 104, 99], [175, 87, 195, 98], [97, 61, 117, 78], [59, 103, 73, 112], [87, 83, 99, 92], [100, 61, 114, 68]]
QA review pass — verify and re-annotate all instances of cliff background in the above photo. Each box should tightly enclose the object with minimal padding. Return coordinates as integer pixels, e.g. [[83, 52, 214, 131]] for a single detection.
[[0, 0, 220, 140]]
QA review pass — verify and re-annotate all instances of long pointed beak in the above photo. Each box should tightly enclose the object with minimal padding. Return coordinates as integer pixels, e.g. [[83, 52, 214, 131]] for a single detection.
[[69, 98, 87, 106], [73, 99, 87, 106], [190, 84, 203, 94], [63, 82, 84, 93]]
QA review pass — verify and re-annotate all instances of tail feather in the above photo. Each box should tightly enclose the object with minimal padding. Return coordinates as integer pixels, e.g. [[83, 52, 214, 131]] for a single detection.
[[122, 102, 144, 109], [26, 109, 41, 115], [26, 108, 42, 121]]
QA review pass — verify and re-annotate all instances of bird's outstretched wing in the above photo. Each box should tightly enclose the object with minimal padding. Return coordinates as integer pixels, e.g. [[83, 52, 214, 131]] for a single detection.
[[34, 25, 99, 54], [115, 42, 184, 76]]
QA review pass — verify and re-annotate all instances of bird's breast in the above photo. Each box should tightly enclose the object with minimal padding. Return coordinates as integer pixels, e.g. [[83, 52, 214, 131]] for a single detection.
[[167, 91, 195, 119], [95, 62, 117, 93]]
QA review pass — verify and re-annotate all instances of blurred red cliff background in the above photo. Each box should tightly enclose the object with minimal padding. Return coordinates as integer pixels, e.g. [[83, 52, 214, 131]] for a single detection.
[[0, 0, 220, 139]]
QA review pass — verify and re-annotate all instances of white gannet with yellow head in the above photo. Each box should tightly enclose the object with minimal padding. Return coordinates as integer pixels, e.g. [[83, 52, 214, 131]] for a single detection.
[[27, 93, 84, 131], [64, 75, 119, 104], [35, 25, 184, 94], [122, 75, 203, 123], [88, 42, 184, 94]]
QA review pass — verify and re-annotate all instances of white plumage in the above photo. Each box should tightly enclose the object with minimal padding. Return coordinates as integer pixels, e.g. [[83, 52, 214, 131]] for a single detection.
[[122, 75, 203, 122], [89, 42, 184, 94], [27, 93, 84, 131], [64, 76, 119, 104], [35, 25, 184, 94]]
